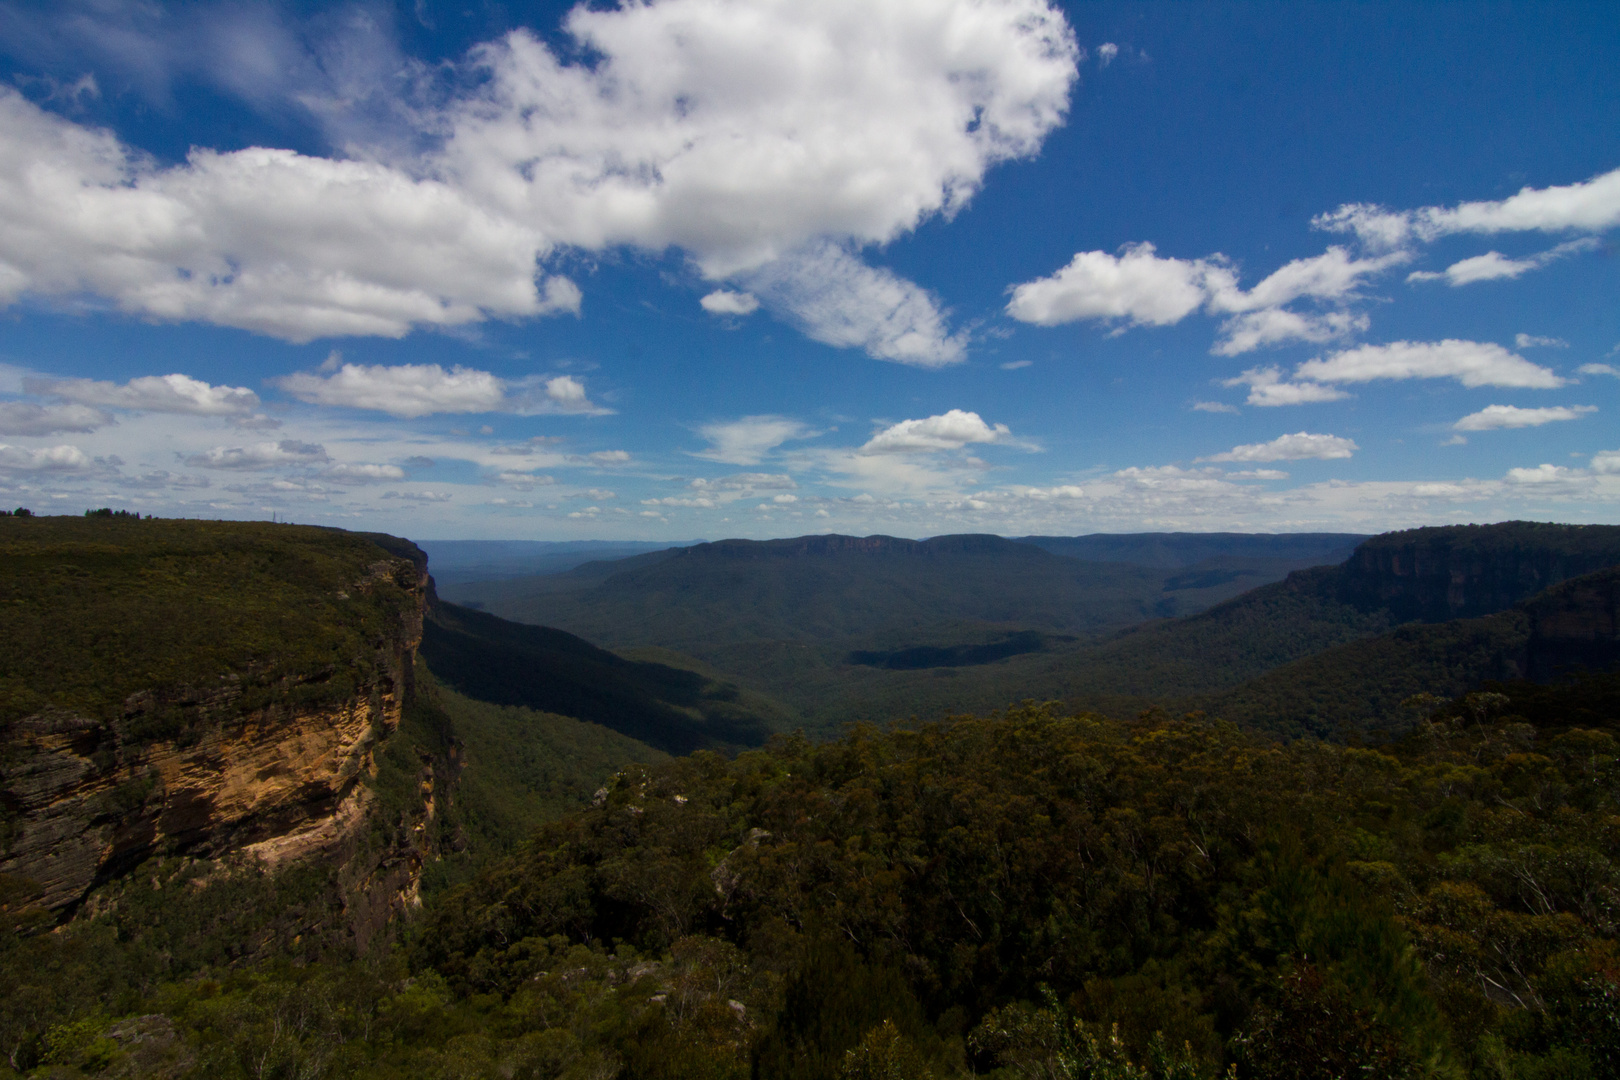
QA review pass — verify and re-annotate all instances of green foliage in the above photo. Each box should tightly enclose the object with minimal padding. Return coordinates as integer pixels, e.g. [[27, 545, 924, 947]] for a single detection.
[[0, 515, 421, 729], [4, 693, 1619, 1076], [426, 681, 668, 884]]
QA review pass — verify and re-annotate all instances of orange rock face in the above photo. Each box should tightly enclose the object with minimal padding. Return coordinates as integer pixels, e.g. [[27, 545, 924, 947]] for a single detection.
[[0, 558, 428, 917]]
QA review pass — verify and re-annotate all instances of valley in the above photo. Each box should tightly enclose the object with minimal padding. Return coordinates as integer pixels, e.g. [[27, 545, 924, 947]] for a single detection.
[[2, 515, 1618, 1079]]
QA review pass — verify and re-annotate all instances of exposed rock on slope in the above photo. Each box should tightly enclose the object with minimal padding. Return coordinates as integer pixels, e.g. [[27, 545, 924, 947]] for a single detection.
[[0, 519, 431, 923], [1335, 521, 1620, 621]]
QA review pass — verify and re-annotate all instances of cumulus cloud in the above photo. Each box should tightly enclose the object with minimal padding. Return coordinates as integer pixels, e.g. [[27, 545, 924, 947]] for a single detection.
[[742, 242, 967, 366], [1202, 432, 1358, 462], [1593, 450, 1620, 474], [1294, 340, 1564, 389], [1096, 42, 1119, 66], [0, 402, 110, 435], [1007, 242, 1399, 354], [693, 415, 817, 464], [185, 439, 329, 469], [0, 0, 1080, 352], [861, 409, 1011, 454], [1316, 166, 1620, 248], [1504, 464, 1582, 486], [0, 89, 580, 341], [1223, 366, 1349, 407], [1005, 243, 1228, 328], [272, 363, 606, 418], [700, 290, 760, 316], [1192, 401, 1239, 414], [0, 442, 88, 471], [1578, 363, 1619, 378], [443, 1, 1078, 278], [30, 372, 259, 415], [1453, 404, 1596, 431]]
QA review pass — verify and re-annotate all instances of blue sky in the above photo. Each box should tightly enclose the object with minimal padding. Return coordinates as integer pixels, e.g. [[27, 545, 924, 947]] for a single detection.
[[0, 0, 1616, 540]]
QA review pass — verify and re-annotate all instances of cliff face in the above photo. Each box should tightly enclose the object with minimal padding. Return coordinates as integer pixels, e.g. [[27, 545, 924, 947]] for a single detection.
[[1335, 522, 1620, 623], [1523, 566, 1620, 682], [0, 522, 432, 930]]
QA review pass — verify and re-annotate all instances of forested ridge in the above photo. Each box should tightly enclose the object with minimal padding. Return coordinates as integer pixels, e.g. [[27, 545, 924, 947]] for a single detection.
[[6, 679, 1618, 1078]]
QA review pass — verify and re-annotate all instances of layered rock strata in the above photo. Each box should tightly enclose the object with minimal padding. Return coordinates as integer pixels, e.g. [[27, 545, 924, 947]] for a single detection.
[[0, 555, 428, 920]]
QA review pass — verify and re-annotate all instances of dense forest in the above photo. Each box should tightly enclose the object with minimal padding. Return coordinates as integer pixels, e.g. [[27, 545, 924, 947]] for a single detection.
[[5, 676, 1618, 1078]]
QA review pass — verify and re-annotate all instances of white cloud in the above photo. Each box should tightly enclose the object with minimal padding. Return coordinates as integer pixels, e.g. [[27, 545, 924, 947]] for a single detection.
[[1316, 166, 1620, 248], [690, 473, 798, 493], [0, 402, 110, 435], [1227, 469, 1288, 479], [0, 443, 88, 471], [1008, 242, 1397, 354], [1592, 450, 1620, 474], [1192, 401, 1239, 414], [1407, 239, 1598, 286], [1504, 464, 1581, 486], [1453, 404, 1596, 431], [0, 0, 1080, 351], [30, 373, 259, 415], [1213, 309, 1368, 356], [1096, 42, 1119, 66], [444, 1, 1078, 278], [0, 89, 579, 342], [861, 409, 1010, 454], [1222, 366, 1349, 407], [1005, 242, 1229, 327], [742, 242, 966, 366], [694, 415, 817, 465], [1203, 432, 1358, 462], [700, 290, 760, 316], [1294, 340, 1564, 389], [1009, 483, 1086, 498], [642, 496, 718, 509], [1517, 334, 1569, 349], [272, 363, 607, 418], [323, 462, 408, 483], [1000, 360, 1033, 370], [1578, 363, 1620, 378], [185, 439, 329, 469], [1209, 247, 1408, 312]]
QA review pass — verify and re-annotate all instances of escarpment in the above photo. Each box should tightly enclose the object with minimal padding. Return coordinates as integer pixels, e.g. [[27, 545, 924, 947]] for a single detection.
[[1335, 521, 1620, 622], [0, 518, 434, 927]]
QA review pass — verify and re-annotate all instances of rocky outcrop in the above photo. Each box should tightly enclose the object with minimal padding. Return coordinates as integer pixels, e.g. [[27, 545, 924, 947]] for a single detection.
[[1335, 522, 1620, 623], [0, 554, 429, 921]]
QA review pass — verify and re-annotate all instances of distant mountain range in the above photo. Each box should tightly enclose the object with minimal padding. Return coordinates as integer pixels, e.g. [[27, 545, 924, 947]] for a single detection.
[[437, 530, 1363, 732], [436, 523, 1620, 737]]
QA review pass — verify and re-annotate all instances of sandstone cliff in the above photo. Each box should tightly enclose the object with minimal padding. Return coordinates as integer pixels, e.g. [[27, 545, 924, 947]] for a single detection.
[[1335, 521, 1620, 622], [0, 519, 435, 937]]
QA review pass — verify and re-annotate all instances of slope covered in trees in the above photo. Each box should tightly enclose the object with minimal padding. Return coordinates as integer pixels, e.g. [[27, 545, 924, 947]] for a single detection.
[[7, 682, 1618, 1078]]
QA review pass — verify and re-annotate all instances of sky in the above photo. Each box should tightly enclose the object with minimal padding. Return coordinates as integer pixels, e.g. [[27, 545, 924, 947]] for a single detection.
[[0, 0, 1617, 541]]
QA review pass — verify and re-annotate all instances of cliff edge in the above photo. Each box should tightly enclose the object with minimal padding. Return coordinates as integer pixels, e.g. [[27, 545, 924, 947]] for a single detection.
[[0, 518, 431, 926]]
